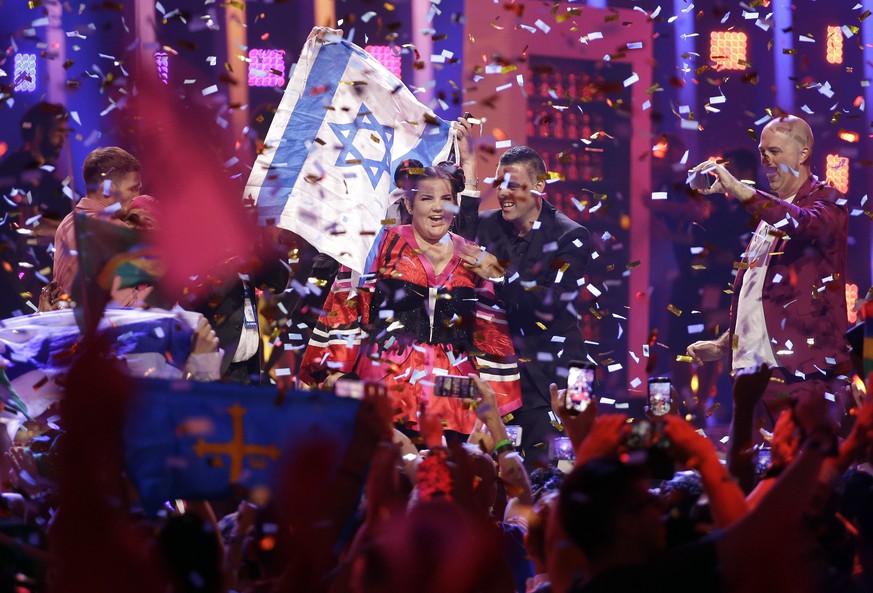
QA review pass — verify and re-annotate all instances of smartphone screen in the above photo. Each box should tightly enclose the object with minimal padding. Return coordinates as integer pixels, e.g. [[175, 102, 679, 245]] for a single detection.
[[647, 377, 672, 416], [565, 362, 595, 414], [335, 378, 365, 400], [504, 425, 523, 448], [434, 375, 477, 398], [552, 436, 575, 460]]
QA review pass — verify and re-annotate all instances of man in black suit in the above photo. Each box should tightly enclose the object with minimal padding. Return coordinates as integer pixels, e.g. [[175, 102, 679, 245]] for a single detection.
[[455, 123, 592, 465], [179, 228, 292, 385]]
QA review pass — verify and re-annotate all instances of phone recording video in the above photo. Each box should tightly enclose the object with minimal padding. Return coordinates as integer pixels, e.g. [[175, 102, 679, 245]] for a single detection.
[[552, 436, 575, 461], [335, 379, 387, 400], [504, 425, 523, 448], [335, 378, 365, 400], [434, 375, 478, 398], [647, 377, 672, 417], [565, 361, 595, 414]]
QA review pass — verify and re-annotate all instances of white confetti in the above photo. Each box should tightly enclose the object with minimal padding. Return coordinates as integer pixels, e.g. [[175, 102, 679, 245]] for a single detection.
[[818, 81, 834, 99], [623, 72, 640, 87]]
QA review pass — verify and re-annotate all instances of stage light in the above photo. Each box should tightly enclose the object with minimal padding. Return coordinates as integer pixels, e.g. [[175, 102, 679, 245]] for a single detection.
[[825, 153, 849, 193], [846, 283, 858, 324], [365, 45, 402, 79], [154, 52, 168, 85], [249, 49, 286, 87], [839, 130, 860, 143], [709, 31, 748, 71], [826, 26, 843, 65], [651, 136, 668, 158], [14, 53, 37, 93]]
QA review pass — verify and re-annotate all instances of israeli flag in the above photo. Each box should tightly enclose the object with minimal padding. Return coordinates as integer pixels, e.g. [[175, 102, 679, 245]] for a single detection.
[[245, 27, 456, 273]]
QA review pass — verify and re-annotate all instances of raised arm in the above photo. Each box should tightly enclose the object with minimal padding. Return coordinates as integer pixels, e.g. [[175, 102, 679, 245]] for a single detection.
[[471, 375, 533, 511], [452, 115, 481, 241], [663, 415, 748, 527], [726, 362, 772, 492]]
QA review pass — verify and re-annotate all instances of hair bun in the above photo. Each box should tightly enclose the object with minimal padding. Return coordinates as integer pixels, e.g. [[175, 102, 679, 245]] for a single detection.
[[433, 161, 466, 195], [394, 159, 425, 188]]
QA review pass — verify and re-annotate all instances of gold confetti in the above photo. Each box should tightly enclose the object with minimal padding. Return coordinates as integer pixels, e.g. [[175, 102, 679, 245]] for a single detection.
[[667, 304, 682, 317], [675, 355, 694, 363]]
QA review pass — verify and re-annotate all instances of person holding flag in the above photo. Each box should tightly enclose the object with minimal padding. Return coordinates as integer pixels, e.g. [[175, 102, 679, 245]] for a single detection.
[[299, 161, 521, 435]]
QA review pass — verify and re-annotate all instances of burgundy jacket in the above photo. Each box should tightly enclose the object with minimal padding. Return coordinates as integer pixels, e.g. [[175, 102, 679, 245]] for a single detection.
[[729, 175, 849, 377]]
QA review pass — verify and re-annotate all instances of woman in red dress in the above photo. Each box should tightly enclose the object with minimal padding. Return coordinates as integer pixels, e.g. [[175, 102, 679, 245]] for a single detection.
[[299, 160, 521, 435]]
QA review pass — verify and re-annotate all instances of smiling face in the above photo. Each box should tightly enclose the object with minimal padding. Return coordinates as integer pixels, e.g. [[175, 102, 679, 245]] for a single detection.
[[495, 163, 544, 235], [405, 177, 455, 244], [758, 120, 811, 199]]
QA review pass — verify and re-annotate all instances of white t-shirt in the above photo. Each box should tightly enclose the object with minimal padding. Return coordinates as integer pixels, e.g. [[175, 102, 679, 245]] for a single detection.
[[732, 194, 795, 371]]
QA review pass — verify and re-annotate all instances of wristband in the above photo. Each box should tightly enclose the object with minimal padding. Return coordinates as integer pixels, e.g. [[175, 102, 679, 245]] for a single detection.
[[494, 439, 515, 456], [465, 178, 479, 188]]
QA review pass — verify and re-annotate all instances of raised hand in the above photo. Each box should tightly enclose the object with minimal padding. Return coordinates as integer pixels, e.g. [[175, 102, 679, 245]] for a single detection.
[[732, 362, 773, 408], [575, 414, 629, 465], [549, 382, 596, 451], [688, 159, 755, 201], [662, 414, 718, 469], [455, 115, 477, 179]]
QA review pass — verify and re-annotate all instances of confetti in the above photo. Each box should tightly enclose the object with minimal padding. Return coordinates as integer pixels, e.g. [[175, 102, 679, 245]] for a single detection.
[[623, 72, 640, 87]]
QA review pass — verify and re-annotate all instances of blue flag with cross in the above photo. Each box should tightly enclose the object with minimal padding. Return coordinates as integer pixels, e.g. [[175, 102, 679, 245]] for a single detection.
[[244, 26, 456, 274], [123, 379, 361, 514]]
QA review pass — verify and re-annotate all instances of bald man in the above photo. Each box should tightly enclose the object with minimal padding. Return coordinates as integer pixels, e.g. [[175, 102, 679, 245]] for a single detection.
[[685, 114, 849, 424]]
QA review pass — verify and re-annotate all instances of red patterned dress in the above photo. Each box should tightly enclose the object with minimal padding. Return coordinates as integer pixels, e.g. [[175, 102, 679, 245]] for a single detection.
[[300, 225, 522, 434]]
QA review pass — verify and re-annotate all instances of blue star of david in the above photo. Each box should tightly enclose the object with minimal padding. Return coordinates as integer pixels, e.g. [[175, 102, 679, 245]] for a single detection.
[[328, 104, 395, 189]]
